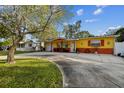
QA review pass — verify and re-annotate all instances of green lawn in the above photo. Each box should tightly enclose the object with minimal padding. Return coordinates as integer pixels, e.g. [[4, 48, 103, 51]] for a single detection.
[[0, 58, 62, 88], [0, 51, 38, 56]]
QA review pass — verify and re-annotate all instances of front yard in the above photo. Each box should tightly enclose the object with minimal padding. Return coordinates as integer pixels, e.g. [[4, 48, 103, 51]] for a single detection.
[[0, 58, 62, 88], [0, 51, 38, 56]]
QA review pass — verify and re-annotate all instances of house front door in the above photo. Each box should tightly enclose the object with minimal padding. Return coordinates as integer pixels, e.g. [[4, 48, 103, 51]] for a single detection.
[[70, 41, 76, 52]]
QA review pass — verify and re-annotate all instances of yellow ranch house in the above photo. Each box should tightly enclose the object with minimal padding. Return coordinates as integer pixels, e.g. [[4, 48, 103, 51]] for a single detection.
[[45, 36, 115, 54]]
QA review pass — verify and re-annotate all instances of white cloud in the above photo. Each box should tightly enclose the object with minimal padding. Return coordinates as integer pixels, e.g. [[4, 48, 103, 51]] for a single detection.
[[93, 8, 103, 15], [93, 5, 108, 15], [0, 6, 4, 12], [76, 9, 84, 16], [72, 21, 76, 24], [107, 25, 122, 30], [85, 19, 98, 23], [63, 22, 68, 26], [98, 30, 106, 36], [0, 5, 4, 9], [96, 5, 108, 8], [105, 25, 123, 35]]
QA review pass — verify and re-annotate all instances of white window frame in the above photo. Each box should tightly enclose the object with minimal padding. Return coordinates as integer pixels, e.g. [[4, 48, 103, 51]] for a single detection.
[[90, 40, 101, 47]]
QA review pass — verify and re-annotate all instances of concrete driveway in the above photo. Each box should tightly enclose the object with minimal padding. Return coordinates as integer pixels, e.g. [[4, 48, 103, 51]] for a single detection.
[[1, 52, 124, 88]]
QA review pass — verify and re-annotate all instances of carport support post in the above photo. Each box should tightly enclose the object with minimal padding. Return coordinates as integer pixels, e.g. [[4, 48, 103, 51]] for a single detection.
[[74, 40, 76, 52], [51, 42, 52, 52]]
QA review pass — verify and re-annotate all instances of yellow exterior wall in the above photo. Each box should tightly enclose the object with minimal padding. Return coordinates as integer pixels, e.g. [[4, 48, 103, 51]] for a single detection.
[[45, 37, 115, 49], [66, 40, 71, 48], [52, 42, 57, 48], [45, 42, 58, 48], [51, 40, 72, 48], [76, 37, 115, 48]]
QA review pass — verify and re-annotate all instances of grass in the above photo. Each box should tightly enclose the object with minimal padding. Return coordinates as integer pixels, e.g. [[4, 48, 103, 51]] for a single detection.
[[0, 58, 62, 88], [0, 51, 38, 56]]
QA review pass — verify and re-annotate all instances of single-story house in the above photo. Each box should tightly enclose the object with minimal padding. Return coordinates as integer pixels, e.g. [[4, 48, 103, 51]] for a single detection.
[[17, 40, 35, 51], [45, 36, 115, 54]]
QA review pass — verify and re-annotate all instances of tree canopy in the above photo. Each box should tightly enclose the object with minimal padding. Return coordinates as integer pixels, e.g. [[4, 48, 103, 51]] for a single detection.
[[0, 39, 11, 46], [0, 5, 73, 63], [63, 20, 93, 39], [115, 28, 124, 42]]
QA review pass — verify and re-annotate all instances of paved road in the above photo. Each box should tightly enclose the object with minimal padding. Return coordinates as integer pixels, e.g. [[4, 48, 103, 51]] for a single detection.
[[1, 52, 124, 88]]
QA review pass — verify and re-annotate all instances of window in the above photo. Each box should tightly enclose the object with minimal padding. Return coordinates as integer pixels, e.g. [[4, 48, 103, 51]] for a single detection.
[[90, 40, 101, 47], [62, 42, 68, 48], [21, 44, 25, 48]]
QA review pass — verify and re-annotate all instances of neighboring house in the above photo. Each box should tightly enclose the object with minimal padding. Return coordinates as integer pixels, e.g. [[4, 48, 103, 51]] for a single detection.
[[17, 40, 41, 51], [45, 36, 115, 54], [35, 42, 44, 51], [17, 40, 35, 51]]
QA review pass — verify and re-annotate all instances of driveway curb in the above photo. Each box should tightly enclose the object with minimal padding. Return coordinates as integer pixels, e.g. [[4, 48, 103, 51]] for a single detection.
[[49, 60, 65, 88], [23, 57, 66, 88], [34, 57, 65, 88]]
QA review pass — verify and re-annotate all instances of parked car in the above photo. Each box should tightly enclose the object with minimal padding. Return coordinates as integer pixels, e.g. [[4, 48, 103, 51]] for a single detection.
[[0, 47, 3, 51], [0, 46, 9, 51]]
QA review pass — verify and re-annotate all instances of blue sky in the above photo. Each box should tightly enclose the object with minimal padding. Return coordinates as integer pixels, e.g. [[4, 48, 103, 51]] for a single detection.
[[62, 5, 124, 36], [1, 5, 124, 40]]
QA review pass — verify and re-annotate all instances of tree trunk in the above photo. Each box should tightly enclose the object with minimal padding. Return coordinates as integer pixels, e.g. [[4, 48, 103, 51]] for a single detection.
[[7, 45, 16, 64]]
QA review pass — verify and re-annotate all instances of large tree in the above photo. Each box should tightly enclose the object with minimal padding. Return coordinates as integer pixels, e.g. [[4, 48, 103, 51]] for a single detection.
[[0, 5, 71, 64], [76, 31, 93, 38], [63, 20, 95, 39], [115, 28, 124, 42], [63, 20, 82, 39]]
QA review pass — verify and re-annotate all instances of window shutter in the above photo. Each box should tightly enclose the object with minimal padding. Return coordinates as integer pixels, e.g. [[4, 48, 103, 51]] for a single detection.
[[88, 40, 90, 46], [101, 40, 104, 46]]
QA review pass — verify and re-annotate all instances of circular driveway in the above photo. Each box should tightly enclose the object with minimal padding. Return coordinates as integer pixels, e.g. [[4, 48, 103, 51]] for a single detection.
[[1, 52, 124, 88]]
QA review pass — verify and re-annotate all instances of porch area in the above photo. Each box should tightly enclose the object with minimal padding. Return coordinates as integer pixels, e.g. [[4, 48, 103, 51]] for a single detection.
[[52, 39, 76, 52]]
